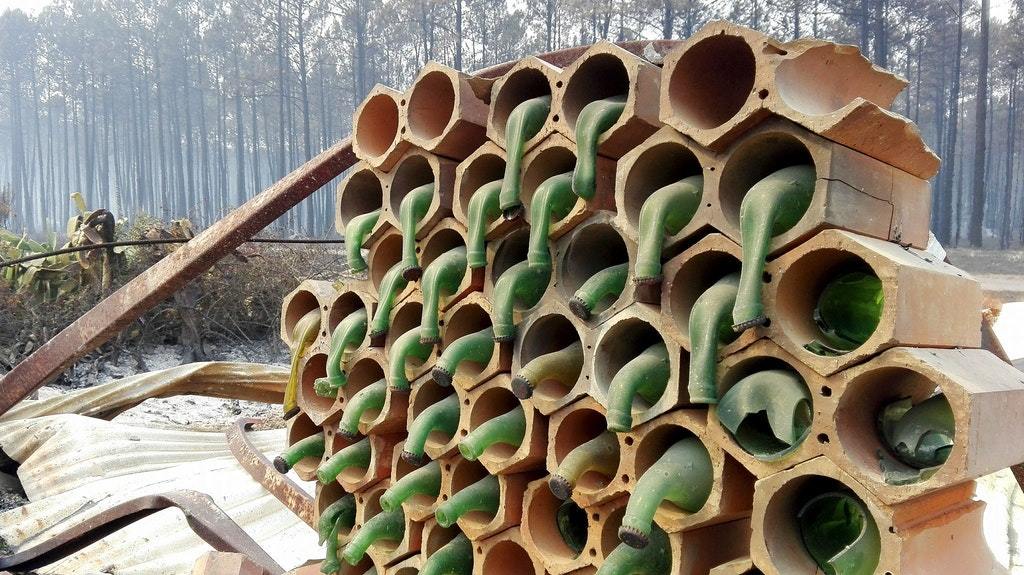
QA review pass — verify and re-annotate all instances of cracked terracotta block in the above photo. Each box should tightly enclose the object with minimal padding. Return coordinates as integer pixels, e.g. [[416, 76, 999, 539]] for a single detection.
[[553, 213, 637, 326], [382, 148, 456, 239], [410, 375, 466, 461], [298, 342, 342, 425], [381, 296, 438, 380], [453, 142, 521, 242], [659, 21, 779, 150], [440, 458, 536, 540], [284, 411, 326, 482], [473, 527, 546, 575], [387, 440, 443, 521], [417, 217, 478, 313], [280, 279, 335, 347], [708, 557, 761, 575], [367, 230, 416, 307], [521, 477, 595, 574], [765, 229, 982, 376], [750, 457, 999, 575], [353, 482, 425, 567], [590, 303, 691, 429], [487, 57, 560, 153], [669, 518, 753, 575], [403, 62, 491, 160], [519, 133, 616, 240], [512, 301, 592, 415], [551, 41, 661, 158], [613, 128, 718, 278], [546, 397, 628, 508], [335, 163, 392, 249], [825, 347, 1024, 505], [624, 409, 755, 533], [711, 118, 932, 257], [436, 294, 513, 392], [463, 374, 547, 474], [707, 339, 830, 478], [353, 85, 411, 172], [659, 234, 764, 353], [765, 39, 939, 180]]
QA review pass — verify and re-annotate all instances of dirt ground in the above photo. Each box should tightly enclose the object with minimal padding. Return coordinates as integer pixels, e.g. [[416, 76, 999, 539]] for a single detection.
[[947, 248, 1024, 302]]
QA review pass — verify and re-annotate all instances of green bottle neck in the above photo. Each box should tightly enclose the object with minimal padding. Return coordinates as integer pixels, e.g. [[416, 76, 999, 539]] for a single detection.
[[605, 342, 671, 432], [633, 176, 703, 283], [466, 180, 503, 269], [433, 326, 495, 387], [399, 183, 436, 280], [499, 95, 552, 217], [420, 247, 469, 344], [275, 432, 325, 473], [686, 273, 740, 405], [341, 509, 406, 566], [527, 172, 575, 269], [511, 340, 584, 400], [317, 494, 357, 545], [380, 459, 442, 512], [550, 431, 619, 500], [316, 437, 372, 484], [345, 210, 381, 273], [420, 533, 473, 575], [403, 394, 461, 463], [619, 437, 713, 548], [458, 404, 526, 460], [338, 379, 387, 438], [732, 164, 815, 332], [491, 261, 550, 342], [434, 475, 500, 527], [571, 96, 626, 201], [597, 526, 672, 575], [317, 308, 369, 397], [570, 262, 629, 321], [370, 263, 410, 340], [716, 368, 812, 460], [284, 308, 321, 418], [389, 327, 434, 391]]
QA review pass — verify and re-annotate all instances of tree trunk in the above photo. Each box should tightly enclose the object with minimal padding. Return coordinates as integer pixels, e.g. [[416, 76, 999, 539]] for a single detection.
[[968, 0, 990, 247]]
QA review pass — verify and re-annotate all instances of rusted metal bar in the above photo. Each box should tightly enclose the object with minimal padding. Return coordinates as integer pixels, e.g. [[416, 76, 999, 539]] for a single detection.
[[0, 40, 683, 418], [227, 417, 316, 528], [0, 490, 285, 574]]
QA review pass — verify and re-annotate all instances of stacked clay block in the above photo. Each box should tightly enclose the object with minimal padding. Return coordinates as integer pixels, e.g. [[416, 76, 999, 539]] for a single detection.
[[276, 21, 1024, 575]]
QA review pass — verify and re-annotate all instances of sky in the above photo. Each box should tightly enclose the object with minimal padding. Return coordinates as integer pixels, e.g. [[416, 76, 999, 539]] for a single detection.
[[0, 0, 1017, 25]]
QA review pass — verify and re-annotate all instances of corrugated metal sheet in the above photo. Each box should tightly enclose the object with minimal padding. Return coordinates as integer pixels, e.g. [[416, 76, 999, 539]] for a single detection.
[[0, 414, 321, 574]]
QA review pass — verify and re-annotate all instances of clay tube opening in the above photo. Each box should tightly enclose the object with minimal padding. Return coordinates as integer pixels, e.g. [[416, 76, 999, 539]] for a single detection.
[[442, 303, 492, 379], [468, 386, 523, 460], [621, 141, 703, 231], [492, 67, 553, 144], [301, 353, 334, 415], [316, 481, 356, 540], [488, 228, 530, 287], [667, 250, 741, 341], [518, 313, 583, 402], [521, 145, 580, 219], [633, 424, 703, 521], [424, 524, 460, 557], [344, 355, 387, 425], [411, 378, 459, 450], [338, 168, 384, 231], [287, 412, 323, 477], [481, 538, 537, 575], [775, 248, 882, 357], [408, 70, 457, 142], [329, 292, 369, 334], [718, 356, 812, 459], [421, 228, 466, 271], [717, 132, 814, 231], [284, 290, 321, 346], [355, 92, 401, 159], [560, 53, 630, 131], [559, 222, 629, 316], [775, 44, 901, 116], [597, 504, 628, 560], [553, 407, 618, 494], [668, 34, 756, 130], [760, 475, 881, 574], [594, 319, 674, 412], [390, 154, 437, 216], [836, 367, 954, 485], [370, 234, 404, 293], [457, 151, 507, 219], [385, 300, 425, 353], [356, 486, 401, 553], [527, 483, 590, 563], [448, 459, 492, 525]]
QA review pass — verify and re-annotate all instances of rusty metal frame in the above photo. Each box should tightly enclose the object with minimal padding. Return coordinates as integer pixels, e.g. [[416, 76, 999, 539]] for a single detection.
[[0, 490, 285, 574], [0, 40, 682, 417], [227, 417, 316, 528]]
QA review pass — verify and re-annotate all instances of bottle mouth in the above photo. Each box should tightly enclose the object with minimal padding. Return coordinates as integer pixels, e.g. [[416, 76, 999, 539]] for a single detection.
[[618, 524, 650, 549], [606, 409, 633, 433], [548, 474, 573, 501], [568, 296, 592, 321], [402, 266, 423, 282], [401, 450, 429, 467], [511, 375, 534, 400], [431, 366, 454, 387], [273, 456, 291, 474]]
